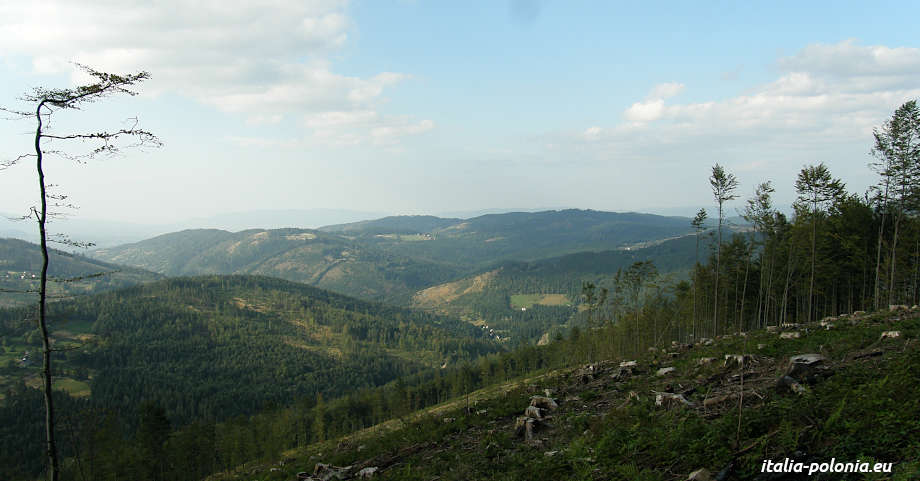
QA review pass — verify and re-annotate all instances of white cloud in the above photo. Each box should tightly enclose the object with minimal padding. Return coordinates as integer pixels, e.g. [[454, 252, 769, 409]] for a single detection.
[[624, 99, 665, 123], [648, 82, 684, 100], [582, 41, 920, 153], [0, 1, 431, 144], [582, 126, 602, 139], [778, 40, 920, 79], [618, 83, 685, 125], [548, 40, 920, 210]]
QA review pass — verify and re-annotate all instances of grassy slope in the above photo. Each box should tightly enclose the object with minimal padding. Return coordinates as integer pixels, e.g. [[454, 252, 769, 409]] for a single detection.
[[216, 308, 920, 481]]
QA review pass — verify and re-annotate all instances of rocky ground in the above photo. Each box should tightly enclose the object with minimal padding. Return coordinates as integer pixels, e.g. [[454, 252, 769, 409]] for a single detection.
[[213, 307, 920, 481]]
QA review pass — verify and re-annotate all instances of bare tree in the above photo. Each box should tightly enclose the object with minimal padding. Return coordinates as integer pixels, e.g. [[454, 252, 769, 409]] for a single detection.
[[1, 64, 160, 481]]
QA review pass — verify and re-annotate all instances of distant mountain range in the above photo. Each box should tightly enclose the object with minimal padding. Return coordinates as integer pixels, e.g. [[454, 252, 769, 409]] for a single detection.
[[88, 209, 698, 304], [89, 228, 463, 304], [0, 209, 390, 247], [319, 209, 695, 267]]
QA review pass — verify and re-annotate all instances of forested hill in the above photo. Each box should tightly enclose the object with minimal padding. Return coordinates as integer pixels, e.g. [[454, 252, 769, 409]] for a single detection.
[[320, 209, 694, 267], [411, 234, 705, 342], [88, 210, 695, 305], [318, 215, 463, 235], [90, 228, 464, 304], [0, 237, 163, 307], [0, 275, 499, 426]]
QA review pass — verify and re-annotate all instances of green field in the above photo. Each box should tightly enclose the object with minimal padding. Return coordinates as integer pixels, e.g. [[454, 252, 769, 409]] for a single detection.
[[0, 317, 96, 400], [510, 293, 569, 309], [373, 233, 430, 241], [0, 338, 32, 365], [51, 318, 95, 335], [52, 378, 91, 398], [398, 234, 432, 242]]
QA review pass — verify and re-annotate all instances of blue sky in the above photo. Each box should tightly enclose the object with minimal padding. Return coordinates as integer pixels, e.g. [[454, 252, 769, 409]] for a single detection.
[[2, 1, 920, 228]]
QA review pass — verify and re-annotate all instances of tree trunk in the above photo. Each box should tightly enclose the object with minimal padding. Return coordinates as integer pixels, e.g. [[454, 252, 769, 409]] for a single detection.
[[714, 204, 722, 335], [765, 239, 776, 326], [739, 231, 753, 333], [692, 234, 700, 339], [808, 200, 817, 323], [781, 245, 795, 325], [874, 195, 888, 311], [913, 236, 920, 305], [889, 210, 903, 307], [755, 239, 767, 329], [35, 100, 60, 481]]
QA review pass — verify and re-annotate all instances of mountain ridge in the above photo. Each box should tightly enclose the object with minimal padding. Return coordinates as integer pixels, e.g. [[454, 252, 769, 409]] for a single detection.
[[88, 209, 696, 304]]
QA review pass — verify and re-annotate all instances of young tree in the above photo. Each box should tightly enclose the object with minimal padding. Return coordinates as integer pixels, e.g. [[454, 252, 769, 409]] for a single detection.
[[710, 164, 739, 334], [690, 208, 708, 338], [742, 181, 775, 329], [871, 100, 920, 307], [795, 163, 844, 322], [1, 65, 160, 481], [580, 281, 609, 328], [618, 261, 657, 353], [870, 150, 893, 311]]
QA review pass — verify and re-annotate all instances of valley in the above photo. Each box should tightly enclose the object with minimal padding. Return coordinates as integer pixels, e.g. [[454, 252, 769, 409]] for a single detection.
[[4, 5, 919, 480], [0, 208, 708, 479], [5, 178, 916, 481]]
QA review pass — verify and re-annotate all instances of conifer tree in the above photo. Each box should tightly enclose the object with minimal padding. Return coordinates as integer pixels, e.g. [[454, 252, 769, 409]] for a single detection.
[[795, 163, 844, 322], [743, 182, 775, 328], [871, 100, 920, 307], [691, 208, 708, 338], [710, 164, 739, 334]]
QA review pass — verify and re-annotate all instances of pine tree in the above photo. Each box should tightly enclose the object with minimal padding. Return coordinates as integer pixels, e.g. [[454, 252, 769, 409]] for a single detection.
[[710, 164, 739, 334], [795, 163, 844, 322], [871, 100, 920, 307], [743, 182, 775, 328], [691, 208, 708, 338]]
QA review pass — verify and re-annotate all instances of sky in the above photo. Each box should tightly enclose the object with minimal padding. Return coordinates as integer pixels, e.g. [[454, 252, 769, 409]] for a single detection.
[[2, 0, 920, 229]]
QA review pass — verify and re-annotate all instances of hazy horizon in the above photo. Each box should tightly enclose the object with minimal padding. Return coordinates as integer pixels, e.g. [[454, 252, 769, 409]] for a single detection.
[[0, 203, 765, 249], [2, 1, 918, 227]]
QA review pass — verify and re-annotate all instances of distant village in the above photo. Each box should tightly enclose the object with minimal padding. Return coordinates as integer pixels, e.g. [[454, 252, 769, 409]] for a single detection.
[[18, 351, 32, 368], [3, 271, 37, 280], [479, 324, 507, 342]]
